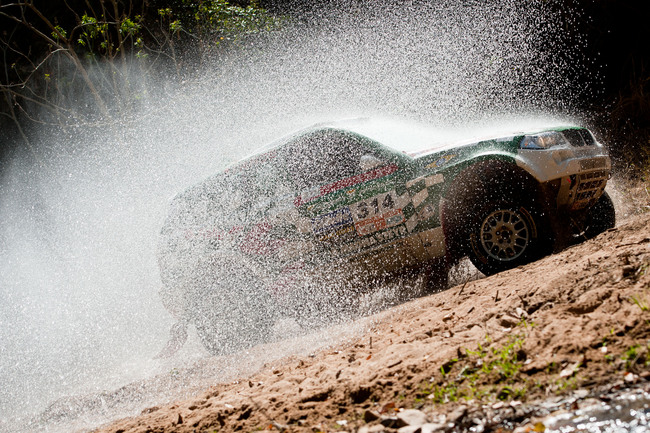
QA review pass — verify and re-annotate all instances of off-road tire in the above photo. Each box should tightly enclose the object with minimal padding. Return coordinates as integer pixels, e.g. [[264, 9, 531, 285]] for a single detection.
[[188, 256, 275, 356], [467, 198, 551, 276], [583, 191, 616, 239]]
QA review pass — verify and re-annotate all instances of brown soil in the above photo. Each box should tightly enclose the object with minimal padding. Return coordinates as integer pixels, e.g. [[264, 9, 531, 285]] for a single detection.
[[92, 211, 650, 433]]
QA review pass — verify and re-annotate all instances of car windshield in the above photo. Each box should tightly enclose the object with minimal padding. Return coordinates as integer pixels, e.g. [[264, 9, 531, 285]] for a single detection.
[[282, 128, 383, 190]]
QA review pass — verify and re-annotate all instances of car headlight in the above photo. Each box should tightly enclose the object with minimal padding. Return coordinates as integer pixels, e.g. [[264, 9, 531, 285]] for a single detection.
[[519, 131, 569, 150]]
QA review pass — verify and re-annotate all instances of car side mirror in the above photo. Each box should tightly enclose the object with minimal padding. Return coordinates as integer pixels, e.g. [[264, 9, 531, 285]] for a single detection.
[[359, 154, 385, 172]]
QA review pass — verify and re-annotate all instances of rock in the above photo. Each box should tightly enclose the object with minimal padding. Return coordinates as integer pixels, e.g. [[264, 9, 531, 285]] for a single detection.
[[364, 410, 381, 422], [573, 389, 589, 398], [559, 361, 581, 378], [420, 423, 446, 433], [624, 372, 638, 383], [397, 426, 422, 433], [397, 409, 428, 427], [447, 405, 467, 425], [515, 307, 528, 319], [499, 314, 519, 328], [140, 406, 159, 415], [359, 425, 386, 433], [381, 416, 408, 429], [471, 417, 485, 431]]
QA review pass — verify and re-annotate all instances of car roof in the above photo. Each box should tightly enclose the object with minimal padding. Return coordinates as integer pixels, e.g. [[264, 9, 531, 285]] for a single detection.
[[246, 117, 582, 161], [315, 118, 510, 156], [248, 118, 464, 157], [320, 118, 583, 157]]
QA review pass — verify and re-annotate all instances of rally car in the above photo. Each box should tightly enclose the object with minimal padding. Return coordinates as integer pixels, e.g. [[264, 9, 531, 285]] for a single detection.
[[156, 118, 614, 356]]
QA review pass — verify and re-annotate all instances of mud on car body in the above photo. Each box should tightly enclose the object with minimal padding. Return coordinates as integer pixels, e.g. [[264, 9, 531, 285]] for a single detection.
[[156, 118, 614, 356]]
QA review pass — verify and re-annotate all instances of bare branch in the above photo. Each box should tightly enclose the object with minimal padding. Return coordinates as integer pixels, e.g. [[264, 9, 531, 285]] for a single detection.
[[1, 2, 112, 117], [1, 87, 43, 165]]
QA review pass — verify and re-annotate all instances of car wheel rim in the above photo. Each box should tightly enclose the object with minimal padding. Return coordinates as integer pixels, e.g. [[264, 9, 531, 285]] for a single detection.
[[479, 209, 530, 262]]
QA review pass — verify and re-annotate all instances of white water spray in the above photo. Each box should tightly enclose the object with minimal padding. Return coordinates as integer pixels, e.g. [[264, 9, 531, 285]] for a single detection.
[[0, 1, 588, 431]]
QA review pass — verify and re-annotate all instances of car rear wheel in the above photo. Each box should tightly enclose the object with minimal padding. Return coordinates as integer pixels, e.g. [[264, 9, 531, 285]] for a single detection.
[[188, 256, 275, 356], [467, 198, 550, 276], [193, 287, 274, 356]]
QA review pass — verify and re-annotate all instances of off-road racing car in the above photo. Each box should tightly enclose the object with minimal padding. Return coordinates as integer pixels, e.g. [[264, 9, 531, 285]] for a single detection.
[[156, 118, 614, 356]]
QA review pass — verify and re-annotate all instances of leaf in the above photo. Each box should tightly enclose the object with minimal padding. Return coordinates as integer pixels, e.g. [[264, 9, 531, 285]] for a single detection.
[[380, 402, 395, 413]]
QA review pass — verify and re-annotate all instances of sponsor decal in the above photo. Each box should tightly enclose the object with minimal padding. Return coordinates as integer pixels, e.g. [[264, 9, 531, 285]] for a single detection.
[[336, 225, 408, 256], [351, 191, 398, 222], [319, 225, 356, 242], [412, 189, 428, 207], [311, 207, 354, 235], [418, 204, 436, 220], [426, 154, 456, 169], [425, 173, 444, 186], [385, 210, 405, 226], [355, 208, 404, 236], [407, 173, 444, 189], [294, 164, 399, 207], [351, 190, 406, 236]]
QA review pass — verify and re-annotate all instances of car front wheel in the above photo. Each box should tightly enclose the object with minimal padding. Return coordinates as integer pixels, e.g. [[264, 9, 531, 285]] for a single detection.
[[583, 191, 616, 239], [468, 200, 550, 276]]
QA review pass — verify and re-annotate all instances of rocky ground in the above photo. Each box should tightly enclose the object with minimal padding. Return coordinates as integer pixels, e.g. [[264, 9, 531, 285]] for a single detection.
[[88, 203, 650, 433]]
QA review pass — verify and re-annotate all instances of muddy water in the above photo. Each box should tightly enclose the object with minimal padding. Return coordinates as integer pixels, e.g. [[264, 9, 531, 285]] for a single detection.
[[542, 388, 650, 433], [544, 394, 650, 433]]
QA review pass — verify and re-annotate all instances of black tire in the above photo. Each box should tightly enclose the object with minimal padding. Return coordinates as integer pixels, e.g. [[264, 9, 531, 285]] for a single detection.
[[583, 191, 616, 239], [187, 257, 275, 356], [467, 199, 550, 276]]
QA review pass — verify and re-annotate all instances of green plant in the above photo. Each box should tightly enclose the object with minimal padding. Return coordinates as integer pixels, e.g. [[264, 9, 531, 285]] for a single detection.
[[555, 376, 579, 393], [630, 294, 649, 312], [622, 344, 640, 369], [423, 326, 532, 405], [496, 385, 527, 400]]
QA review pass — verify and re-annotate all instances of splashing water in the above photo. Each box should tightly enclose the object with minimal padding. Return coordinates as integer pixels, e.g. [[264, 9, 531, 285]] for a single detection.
[[0, 1, 590, 431], [544, 390, 650, 433]]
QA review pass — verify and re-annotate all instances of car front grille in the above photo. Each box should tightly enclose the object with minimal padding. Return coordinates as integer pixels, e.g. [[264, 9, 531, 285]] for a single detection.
[[580, 157, 607, 170], [572, 170, 609, 209]]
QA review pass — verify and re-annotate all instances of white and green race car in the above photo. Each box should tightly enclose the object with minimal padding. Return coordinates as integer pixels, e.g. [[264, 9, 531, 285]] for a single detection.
[[156, 118, 614, 356]]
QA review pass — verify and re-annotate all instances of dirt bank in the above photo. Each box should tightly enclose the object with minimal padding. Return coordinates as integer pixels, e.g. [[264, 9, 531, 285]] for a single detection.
[[92, 211, 650, 433]]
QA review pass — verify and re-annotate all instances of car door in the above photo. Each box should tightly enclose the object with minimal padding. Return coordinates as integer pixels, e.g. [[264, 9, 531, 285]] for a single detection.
[[283, 128, 417, 268]]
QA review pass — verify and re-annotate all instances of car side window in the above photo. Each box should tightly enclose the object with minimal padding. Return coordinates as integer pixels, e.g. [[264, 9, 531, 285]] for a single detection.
[[283, 129, 385, 191]]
